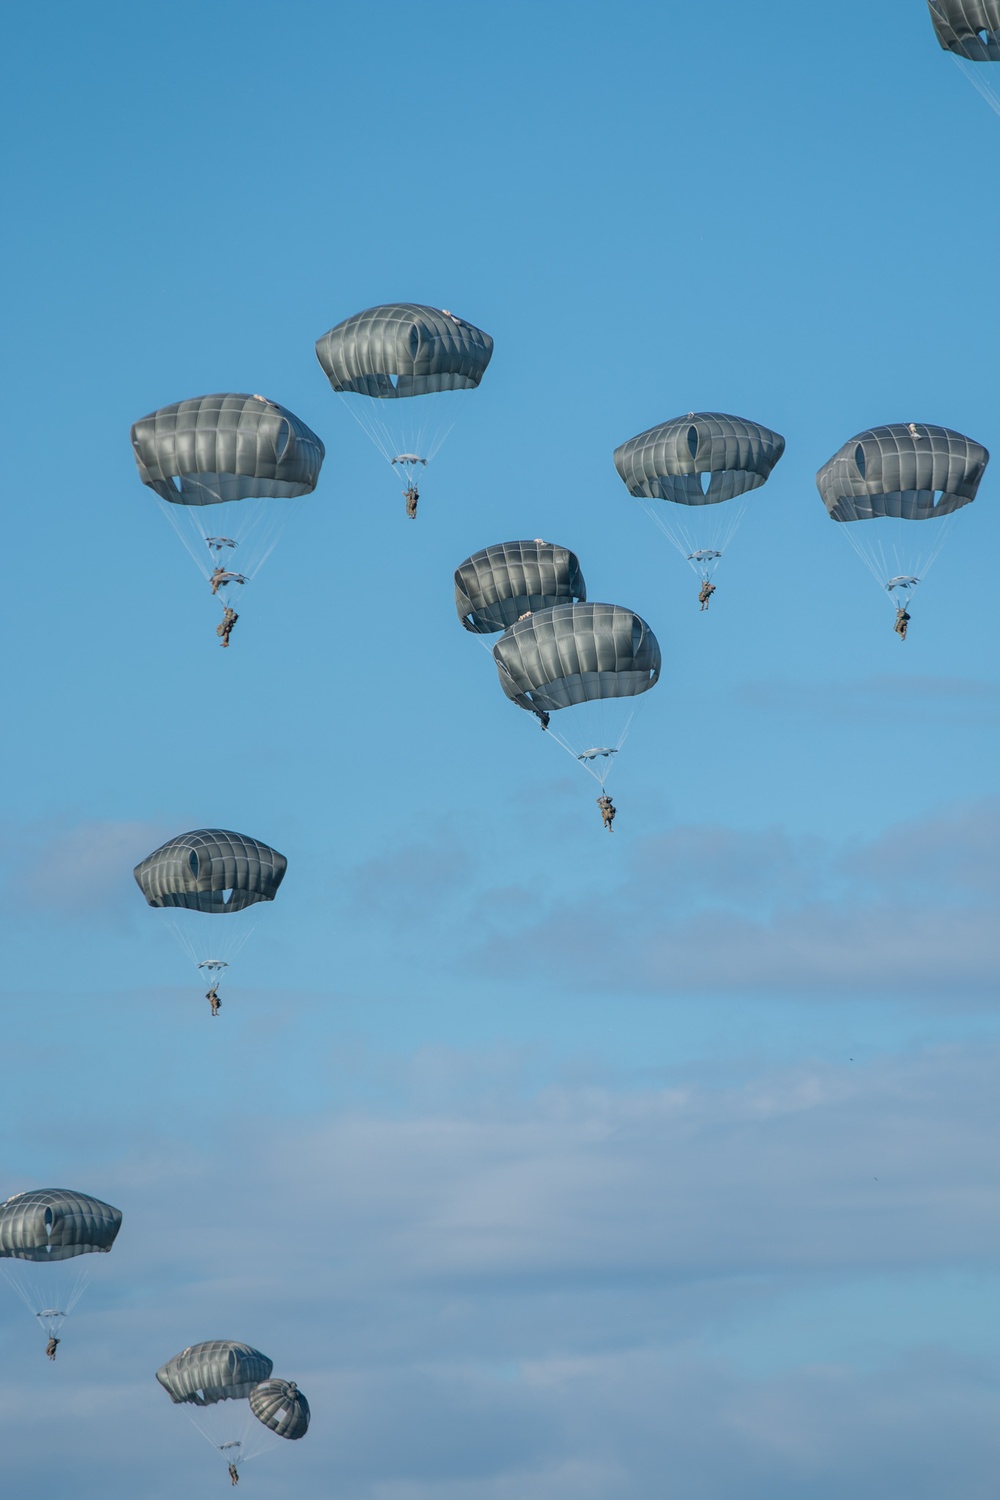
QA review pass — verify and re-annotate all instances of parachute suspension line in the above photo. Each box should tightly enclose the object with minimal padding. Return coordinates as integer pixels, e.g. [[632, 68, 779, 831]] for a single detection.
[[638, 495, 750, 578], [543, 705, 639, 788], [164, 910, 261, 977], [839, 511, 960, 606], [954, 54, 1000, 117], [188, 1400, 283, 1469], [158, 497, 215, 577], [335, 393, 455, 485], [156, 497, 287, 584], [0, 1257, 92, 1333]]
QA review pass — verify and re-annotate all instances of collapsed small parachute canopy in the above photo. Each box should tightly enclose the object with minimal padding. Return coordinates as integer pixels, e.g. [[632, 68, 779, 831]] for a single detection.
[[249, 1379, 310, 1440], [455, 541, 586, 634], [929, 0, 1000, 58], [816, 423, 988, 523], [131, 394, 324, 508], [0, 1189, 122, 1262], [613, 412, 785, 506], [494, 602, 661, 715], [157, 1341, 273, 1406], [315, 304, 493, 398], [134, 830, 287, 913]]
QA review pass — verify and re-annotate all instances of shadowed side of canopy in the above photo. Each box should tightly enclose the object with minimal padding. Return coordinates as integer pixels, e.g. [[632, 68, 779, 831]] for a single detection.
[[0, 1189, 122, 1263], [493, 602, 661, 714], [613, 412, 785, 507], [929, 0, 1000, 58], [816, 423, 989, 523], [455, 541, 586, 633], [131, 394, 325, 507], [133, 830, 287, 913], [316, 304, 493, 398], [156, 1341, 274, 1405]]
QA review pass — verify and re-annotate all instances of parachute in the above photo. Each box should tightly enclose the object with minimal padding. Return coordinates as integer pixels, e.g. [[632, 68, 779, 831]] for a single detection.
[[134, 829, 287, 999], [816, 422, 988, 618], [157, 1340, 309, 1476], [493, 602, 661, 787], [455, 540, 586, 635], [131, 393, 324, 622], [929, 0, 1000, 59], [315, 303, 493, 511], [613, 412, 785, 597], [0, 1187, 122, 1351], [249, 1379, 310, 1440], [929, 3, 1000, 113]]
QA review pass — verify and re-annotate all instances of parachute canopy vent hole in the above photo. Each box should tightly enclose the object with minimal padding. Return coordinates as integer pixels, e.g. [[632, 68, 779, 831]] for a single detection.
[[854, 444, 867, 479]]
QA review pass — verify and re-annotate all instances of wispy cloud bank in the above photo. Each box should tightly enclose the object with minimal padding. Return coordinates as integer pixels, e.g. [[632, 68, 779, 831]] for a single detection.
[[2, 1042, 999, 1498], [470, 800, 1000, 1000]]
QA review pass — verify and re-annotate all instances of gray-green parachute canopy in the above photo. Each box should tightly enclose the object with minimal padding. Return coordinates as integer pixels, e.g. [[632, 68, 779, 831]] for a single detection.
[[494, 602, 661, 715], [0, 1189, 122, 1262], [613, 412, 785, 505], [249, 1379, 310, 1440], [929, 0, 1000, 58], [157, 1341, 273, 1405], [315, 304, 493, 397], [816, 424, 988, 522], [134, 830, 287, 913], [455, 541, 586, 634], [131, 394, 325, 507]]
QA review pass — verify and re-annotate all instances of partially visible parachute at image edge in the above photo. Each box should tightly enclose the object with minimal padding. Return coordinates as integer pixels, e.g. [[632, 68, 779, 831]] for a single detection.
[[133, 829, 287, 913], [929, 0, 1000, 59], [455, 540, 586, 634], [0, 1188, 122, 1262], [0, 1188, 122, 1353], [612, 411, 785, 603], [815, 421, 988, 625]]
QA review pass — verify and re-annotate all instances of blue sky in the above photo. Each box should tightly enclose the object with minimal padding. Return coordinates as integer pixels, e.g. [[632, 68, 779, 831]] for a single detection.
[[1, 2, 998, 1496]]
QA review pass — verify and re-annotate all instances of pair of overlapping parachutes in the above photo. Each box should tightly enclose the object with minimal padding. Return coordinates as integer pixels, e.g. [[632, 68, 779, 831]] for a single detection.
[[613, 411, 988, 625], [130, 304, 493, 637], [455, 541, 661, 792], [157, 1339, 309, 1479]]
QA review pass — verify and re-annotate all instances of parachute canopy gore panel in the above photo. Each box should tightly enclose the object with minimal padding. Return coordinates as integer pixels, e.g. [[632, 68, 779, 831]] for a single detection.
[[315, 304, 493, 398], [493, 602, 661, 714], [613, 412, 785, 506], [134, 830, 287, 912], [929, 0, 1000, 58], [156, 1341, 274, 1405], [0, 1189, 123, 1262], [455, 540, 587, 633], [816, 423, 988, 523], [131, 394, 325, 507]]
